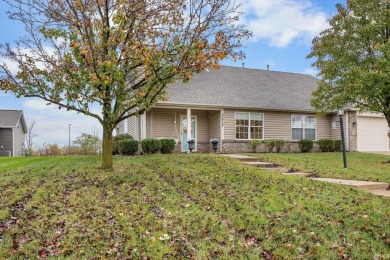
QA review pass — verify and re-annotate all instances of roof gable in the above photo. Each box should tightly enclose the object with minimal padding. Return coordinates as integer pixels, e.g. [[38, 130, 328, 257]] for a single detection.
[[0, 110, 27, 132]]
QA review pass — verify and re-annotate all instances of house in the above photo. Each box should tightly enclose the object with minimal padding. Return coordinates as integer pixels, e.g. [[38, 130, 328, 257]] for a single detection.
[[117, 66, 390, 153], [0, 110, 27, 157]]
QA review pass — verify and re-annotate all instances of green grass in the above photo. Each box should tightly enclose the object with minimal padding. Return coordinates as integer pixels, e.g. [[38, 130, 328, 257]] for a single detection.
[[247, 152, 390, 183], [0, 155, 389, 258]]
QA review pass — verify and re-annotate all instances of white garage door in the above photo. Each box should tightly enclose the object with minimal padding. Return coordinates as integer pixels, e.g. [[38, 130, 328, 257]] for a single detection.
[[357, 116, 390, 152]]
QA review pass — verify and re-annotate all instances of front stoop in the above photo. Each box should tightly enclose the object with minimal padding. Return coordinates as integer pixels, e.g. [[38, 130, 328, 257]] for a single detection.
[[312, 178, 390, 198], [222, 154, 259, 162], [312, 178, 389, 190], [283, 172, 312, 177], [243, 162, 275, 168]]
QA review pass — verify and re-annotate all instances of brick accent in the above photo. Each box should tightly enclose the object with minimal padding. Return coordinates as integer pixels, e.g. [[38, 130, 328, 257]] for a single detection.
[[221, 140, 321, 153]]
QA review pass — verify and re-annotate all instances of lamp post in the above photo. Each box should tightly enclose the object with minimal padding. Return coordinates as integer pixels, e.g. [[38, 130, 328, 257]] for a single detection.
[[68, 123, 72, 155], [337, 108, 347, 169]]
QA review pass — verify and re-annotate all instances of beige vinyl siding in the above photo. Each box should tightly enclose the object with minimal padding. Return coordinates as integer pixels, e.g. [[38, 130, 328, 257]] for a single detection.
[[224, 109, 333, 140], [145, 108, 210, 142], [208, 110, 220, 141], [195, 110, 209, 142], [316, 115, 332, 140], [146, 108, 185, 139], [330, 112, 349, 143]]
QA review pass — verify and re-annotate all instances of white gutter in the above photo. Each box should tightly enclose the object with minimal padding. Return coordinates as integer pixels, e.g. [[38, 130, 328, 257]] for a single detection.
[[346, 111, 350, 151], [12, 128, 14, 157], [156, 102, 318, 113]]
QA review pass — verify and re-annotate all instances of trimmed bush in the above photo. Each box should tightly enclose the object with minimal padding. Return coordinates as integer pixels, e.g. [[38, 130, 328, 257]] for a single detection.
[[160, 139, 176, 154], [298, 139, 313, 153], [334, 140, 342, 152], [141, 138, 161, 154], [318, 139, 335, 152], [248, 140, 260, 153], [264, 140, 276, 152], [264, 139, 285, 153], [274, 139, 285, 153], [113, 134, 133, 155], [118, 139, 139, 155]]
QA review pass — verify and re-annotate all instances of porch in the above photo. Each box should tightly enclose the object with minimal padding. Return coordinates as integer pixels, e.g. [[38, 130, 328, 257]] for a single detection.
[[143, 107, 223, 153]]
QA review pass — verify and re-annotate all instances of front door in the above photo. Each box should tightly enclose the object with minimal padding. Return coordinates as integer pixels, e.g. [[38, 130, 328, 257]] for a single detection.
[[181, 115, 196, 151]]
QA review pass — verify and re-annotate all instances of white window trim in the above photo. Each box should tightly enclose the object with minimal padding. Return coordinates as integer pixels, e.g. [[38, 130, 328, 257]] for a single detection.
[[235, 112, 265, 140], [291, 115, 317, 141]]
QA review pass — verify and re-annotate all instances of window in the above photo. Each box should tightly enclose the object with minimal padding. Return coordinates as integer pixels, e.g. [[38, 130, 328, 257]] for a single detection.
[[236, 112, 264, 140], [292, 115, 316, 140]]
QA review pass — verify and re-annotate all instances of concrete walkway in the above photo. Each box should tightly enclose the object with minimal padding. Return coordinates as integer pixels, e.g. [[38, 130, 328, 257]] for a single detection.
[[222, 154, 390, 198]]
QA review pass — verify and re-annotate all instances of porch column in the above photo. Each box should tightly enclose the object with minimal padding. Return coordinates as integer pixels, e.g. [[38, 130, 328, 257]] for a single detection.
[[220, 109, 224, 153], [187, 108, 192, 153]]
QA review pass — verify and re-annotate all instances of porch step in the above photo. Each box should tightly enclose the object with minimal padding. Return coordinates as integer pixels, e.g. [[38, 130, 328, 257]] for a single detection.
[[312, 178, 389, 191], [282, 172, 313, 177], [265, 168, 289, 173], [222, 154, 259, 162], [243, 162, 275, 168], [368, 190, 390, 198]]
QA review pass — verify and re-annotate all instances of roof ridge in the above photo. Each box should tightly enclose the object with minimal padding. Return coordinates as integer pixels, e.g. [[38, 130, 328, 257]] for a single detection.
[[218, 65, 317, 78]]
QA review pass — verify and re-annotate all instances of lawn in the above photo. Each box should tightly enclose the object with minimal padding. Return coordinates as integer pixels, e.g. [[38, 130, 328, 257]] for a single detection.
[[248, 152, 390, 183], [0, 155, 389, 258]]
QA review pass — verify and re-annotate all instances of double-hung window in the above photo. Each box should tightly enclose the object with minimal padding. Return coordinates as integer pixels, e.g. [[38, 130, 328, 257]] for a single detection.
[[291, 115, 316, 140], [235, 112, 264, 140]]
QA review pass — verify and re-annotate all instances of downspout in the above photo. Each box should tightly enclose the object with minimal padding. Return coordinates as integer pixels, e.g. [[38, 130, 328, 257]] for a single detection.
[[346, 111, 350, 151], [142, 112, 147, 140], [12, 128, 14, 157], [220, 109, 224, 153]]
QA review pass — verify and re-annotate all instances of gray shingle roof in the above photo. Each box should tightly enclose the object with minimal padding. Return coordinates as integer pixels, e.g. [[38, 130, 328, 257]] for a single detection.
[[162, 66, 319, 111], [0, 110, 24, 128]]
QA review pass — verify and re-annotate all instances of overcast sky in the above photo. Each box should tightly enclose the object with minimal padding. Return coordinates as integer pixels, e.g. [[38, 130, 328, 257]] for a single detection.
[[0, 0, 345, 147]]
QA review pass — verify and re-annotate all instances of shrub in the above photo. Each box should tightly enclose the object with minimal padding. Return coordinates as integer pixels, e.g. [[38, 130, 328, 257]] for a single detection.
[[334, 140, 342, 152], [113, 134, 133, 155], [141, 138, 161, 154], [318, 139, 335, 152], [264, 140, 276, 152], [298, 139, 313, 153], [118, 139, 139, 155], [159, 139, 176, 154], [274, 139, 285, 153], [248, 140, 260, 153]]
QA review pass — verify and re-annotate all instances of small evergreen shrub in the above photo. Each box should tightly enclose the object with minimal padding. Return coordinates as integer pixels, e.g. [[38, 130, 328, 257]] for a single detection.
[[298, 139, 313, 153], [159, 139, 176, 154], [318, 139, 335, 152], [141, 138, 161, 154], [334, 140, 342, 152], [274, 139, 285, 153], [248, 140, 260, 153], [118, 139, 139, 155], [264, 139, 276, 152], [113, 134, 133, 155]]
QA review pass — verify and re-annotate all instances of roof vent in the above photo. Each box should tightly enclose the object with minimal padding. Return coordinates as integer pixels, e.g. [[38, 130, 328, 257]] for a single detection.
[[266, 64, 270, 71], [242, 63, 245, 68]]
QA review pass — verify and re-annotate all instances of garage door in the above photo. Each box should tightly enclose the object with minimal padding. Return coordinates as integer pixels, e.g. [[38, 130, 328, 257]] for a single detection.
[[357, 116, 390, 151]]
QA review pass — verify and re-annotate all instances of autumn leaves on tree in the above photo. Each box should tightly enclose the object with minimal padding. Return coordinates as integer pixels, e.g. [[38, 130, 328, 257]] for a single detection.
[[0, 0, 251, 168]]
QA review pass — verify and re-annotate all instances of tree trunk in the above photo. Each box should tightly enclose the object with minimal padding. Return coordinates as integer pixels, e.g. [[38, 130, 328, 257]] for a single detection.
[[385, 113, 390, 149], [101, 124, 114, 169]]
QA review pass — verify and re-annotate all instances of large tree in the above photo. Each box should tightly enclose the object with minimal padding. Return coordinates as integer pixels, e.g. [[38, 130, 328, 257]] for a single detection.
[[308, 0, 390, 141], [0, 0, 251, 169]]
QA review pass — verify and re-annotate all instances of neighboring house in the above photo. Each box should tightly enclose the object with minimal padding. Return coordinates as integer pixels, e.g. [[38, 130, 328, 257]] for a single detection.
[[0, 110, 27, 157], [117, 66, 390, 153]]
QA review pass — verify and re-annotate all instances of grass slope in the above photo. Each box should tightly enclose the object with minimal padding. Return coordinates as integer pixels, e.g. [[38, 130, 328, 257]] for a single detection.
[[0, 155, 389, 258], [249, 152, 390, 183]]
